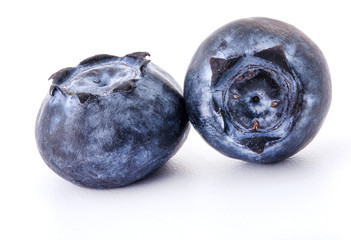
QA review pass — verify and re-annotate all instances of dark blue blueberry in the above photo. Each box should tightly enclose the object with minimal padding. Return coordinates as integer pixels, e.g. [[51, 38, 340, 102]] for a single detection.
[[184, 17, 331, 163], [36, 52, 190, 188]]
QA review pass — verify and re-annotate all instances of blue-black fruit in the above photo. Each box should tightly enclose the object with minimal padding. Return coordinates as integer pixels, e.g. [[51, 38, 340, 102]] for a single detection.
[[184, 18, 331, 163], [36, 52, 189, 188]]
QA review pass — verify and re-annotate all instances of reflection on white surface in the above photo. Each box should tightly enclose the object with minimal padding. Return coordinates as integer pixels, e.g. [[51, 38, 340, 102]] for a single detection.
[[16, 127, 349, 240]]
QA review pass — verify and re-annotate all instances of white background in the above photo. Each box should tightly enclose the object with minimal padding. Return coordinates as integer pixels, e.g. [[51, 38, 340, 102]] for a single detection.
[[1, 0, 350, 239]]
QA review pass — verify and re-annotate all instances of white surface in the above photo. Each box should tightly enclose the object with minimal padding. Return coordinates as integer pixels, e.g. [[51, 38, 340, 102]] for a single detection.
[[1, 0, 350, 239]]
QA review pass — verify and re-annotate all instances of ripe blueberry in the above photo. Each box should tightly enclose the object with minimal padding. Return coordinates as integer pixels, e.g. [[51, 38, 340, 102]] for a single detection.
[[36, 52, 190, 188], [184, 17, 331, 163]]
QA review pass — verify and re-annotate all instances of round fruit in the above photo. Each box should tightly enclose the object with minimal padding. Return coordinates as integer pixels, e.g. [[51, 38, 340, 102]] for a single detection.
[[184, 17, 331, 163], [36, 52, 189, 188]]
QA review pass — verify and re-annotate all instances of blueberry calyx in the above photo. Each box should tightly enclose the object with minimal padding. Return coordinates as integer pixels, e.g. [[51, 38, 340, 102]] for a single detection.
[[48, 67, 74, 85], [210, 45, 302, 154], [125, 52, 150, 60], [79, 54, 117, 66], [111, 80, 137, 93], [253, 45, 292, 75], [240, 137, 280, 154], [76, 93, 93, 104], [49, 84, 65, 96], [47, 52, 151, 100], [210, 56, 241, 86]]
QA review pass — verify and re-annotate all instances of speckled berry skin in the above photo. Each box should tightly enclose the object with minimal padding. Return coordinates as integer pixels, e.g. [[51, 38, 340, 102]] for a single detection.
[[184, 17, 331, 163], [36, 52, 189, 188]]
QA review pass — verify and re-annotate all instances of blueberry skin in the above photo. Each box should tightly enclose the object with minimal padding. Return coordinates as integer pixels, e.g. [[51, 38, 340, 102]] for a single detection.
[[184, 17, 331, 163], [36, 52, 190, 188]]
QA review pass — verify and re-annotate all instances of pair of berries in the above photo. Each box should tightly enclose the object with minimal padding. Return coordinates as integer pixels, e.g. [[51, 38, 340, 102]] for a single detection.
[[36, 17, 331, 188]]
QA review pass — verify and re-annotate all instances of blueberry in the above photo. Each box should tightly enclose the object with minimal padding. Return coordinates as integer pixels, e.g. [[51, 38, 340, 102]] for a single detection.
[[36, 52, 190, 188], [184, 17, 331, 163]]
